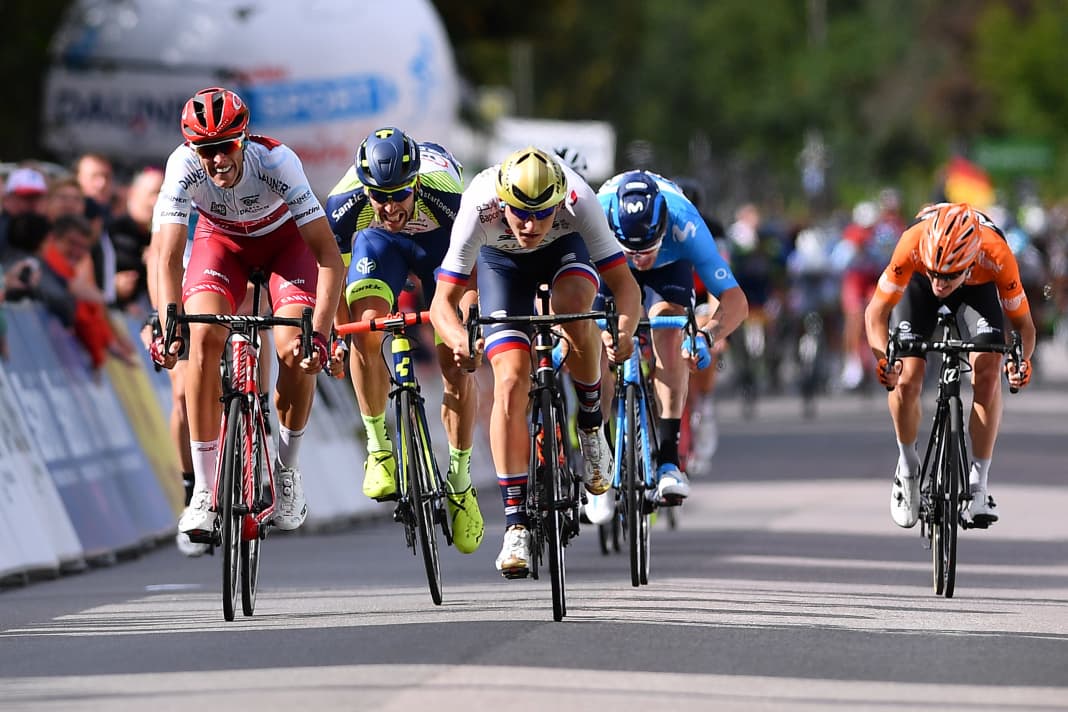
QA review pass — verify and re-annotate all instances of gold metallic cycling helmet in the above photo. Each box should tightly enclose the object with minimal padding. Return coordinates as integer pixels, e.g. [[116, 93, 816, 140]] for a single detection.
[[917, 202, 982, 274], [495, 147, 567, 211]]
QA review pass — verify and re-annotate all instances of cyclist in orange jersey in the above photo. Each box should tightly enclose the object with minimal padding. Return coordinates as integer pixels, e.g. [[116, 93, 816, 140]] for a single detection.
[[864, 202, 1035, 530]]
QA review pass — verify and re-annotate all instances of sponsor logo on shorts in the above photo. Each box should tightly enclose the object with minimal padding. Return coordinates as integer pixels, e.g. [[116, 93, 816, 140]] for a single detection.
[[204, 268, 230, 283]]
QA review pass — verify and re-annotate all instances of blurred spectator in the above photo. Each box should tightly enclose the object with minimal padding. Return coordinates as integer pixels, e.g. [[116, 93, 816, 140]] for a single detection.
[[41, 214, 135, 369], [107, 167, 162, 313], [47, 177, 86, 221], [1, 213, 75, 326], [1, 166, 49, 253], [75, 152, 125, 307], [833, 200, 879, 390]]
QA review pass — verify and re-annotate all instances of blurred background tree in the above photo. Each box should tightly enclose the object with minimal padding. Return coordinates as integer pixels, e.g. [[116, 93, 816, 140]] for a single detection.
[[5, 0, 1067, 215]]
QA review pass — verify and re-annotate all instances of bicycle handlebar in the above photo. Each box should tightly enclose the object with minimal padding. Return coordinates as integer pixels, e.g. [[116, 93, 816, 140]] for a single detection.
[[885, 328, 1023, 393], [164, 303, 316, 359], [335, 310, 431, 335]]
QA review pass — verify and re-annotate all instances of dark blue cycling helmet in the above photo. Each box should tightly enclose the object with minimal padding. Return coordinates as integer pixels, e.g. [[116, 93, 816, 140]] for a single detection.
[[608, 171, 668, 250], [354, 127, 421, 188]]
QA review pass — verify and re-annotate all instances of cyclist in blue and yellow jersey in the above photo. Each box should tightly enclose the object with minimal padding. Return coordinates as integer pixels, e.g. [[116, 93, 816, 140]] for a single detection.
[[595, 170, 748, 512], [431, 147, 641, 577], [325, 127, 483, 554]]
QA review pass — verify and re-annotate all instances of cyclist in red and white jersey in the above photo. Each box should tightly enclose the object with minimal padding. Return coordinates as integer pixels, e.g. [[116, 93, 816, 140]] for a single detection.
[[151, 87, 344, 542]]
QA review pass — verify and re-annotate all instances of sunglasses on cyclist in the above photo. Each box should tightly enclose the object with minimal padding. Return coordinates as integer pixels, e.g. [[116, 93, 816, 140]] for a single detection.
[[928, 268, 966, 282], [622, 237, 663, 257], [191, 135, 245, 159], [504, 202, 557, 221], [365, 178, 417, 203]]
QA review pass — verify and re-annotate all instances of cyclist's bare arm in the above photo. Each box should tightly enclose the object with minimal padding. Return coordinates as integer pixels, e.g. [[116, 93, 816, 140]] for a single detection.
[[429, 280, 471, 363], [704, 285, 748, 345], [295, 215, 345, 339], [599, 262, 642, 361], [864, 292, 896, 361]]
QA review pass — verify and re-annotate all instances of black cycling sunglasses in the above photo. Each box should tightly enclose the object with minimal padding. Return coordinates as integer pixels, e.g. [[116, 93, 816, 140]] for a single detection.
[[928, 269, 965, 282]]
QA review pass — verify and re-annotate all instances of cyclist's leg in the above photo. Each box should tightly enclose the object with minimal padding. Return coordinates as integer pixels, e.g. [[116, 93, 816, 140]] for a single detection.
[[344, 229, 410, 499], [642, 265, 693, 498], [958, 285, 1007, 525], [179, 230, 244, 534], [479, 247, 535, 573], [885, 276, 937, 528], [547, 239, 612, 494], [262, 223, 321, 530]]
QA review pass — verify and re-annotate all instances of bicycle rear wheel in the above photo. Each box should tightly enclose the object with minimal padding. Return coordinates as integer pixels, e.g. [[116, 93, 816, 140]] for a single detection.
[[219, 398, 243, 622], [241, 408, 265, 617], [401, 389, 442, 605], [539, 389, 567, 621]]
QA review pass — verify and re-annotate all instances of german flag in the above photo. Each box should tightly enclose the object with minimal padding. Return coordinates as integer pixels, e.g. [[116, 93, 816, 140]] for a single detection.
[[943, 156, 995, 208]]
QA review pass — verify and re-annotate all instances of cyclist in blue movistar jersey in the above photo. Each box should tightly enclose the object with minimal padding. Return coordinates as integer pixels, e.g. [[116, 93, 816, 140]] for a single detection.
[[325, 127, 483, 554], [596, 170, 748, 508]]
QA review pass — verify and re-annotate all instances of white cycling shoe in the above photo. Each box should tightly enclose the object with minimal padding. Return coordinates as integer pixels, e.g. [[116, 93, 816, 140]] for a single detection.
[[178, 488, 217, 536], [890, 464, 920, 528], [584, 489, 616, 526], [964, 487, 998, 528], [273, 466, 307, 531]]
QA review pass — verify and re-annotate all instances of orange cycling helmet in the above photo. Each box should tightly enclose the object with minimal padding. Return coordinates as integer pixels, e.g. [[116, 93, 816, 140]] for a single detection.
[[917, 202, 982, 274], [181, 87, 250, 144]]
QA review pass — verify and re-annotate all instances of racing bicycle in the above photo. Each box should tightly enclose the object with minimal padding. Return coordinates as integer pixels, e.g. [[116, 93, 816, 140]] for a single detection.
[[467, 284, 603, 621], [885, 305, 1021, 598], [165, 273, 314, 621], [336, 311, 453, 605]]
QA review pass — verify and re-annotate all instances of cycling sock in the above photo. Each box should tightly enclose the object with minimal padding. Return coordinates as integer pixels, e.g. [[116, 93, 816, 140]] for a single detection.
[[191, 440, 219, 492], [658, 417, 682, 467], [969, 457, 991, 491], [182, 472, 195, 507], [448, 446, 472, 491], [278, 425, 305, 469], [363, 412, 391, 452], [897, 440, 919, 477], [572, 376, 603, 431], [498, 472, 527, 528]]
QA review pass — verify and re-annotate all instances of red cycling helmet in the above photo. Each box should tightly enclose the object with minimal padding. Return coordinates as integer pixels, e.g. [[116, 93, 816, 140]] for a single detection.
[[180, 87, 249, 144]]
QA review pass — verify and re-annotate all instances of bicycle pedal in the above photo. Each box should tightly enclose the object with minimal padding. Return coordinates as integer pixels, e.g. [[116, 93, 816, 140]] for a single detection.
[[659, 495, 685, 508], [374, 492, 400, 503], [186, 529, 214, 545], [500, 566, 530, 580]]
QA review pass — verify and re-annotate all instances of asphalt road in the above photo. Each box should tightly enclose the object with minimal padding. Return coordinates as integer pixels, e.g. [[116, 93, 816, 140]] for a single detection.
[[2, 384, 1066, 711]]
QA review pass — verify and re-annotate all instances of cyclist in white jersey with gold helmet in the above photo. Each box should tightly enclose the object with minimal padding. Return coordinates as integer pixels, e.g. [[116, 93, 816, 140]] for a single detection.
[[430, 146, 641, 577]]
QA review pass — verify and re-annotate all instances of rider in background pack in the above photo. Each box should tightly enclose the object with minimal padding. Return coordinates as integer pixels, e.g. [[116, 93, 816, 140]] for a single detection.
[[597, 170, 748, 509]]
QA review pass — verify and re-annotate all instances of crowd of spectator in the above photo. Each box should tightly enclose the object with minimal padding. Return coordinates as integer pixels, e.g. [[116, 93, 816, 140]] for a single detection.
[[0, 154, 157, 368]]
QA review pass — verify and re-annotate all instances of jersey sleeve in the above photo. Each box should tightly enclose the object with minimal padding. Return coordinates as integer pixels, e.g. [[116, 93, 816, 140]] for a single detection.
[[268, 145, 325, 227], [437, 169, 493, 284], [154, 147, 196, 227], [683, 218, 740, 296], [873, 226, 919, 305]]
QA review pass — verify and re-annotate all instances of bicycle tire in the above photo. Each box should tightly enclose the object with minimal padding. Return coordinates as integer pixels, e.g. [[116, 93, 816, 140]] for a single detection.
[[219, 398, 242, 622], [401, 389, 442, 605], [928, 406, 947, 595], [540, 388, 567, 621], [941, 400, 964, 598], [623, 383, 643, 587], [241, 408, 265, 617]]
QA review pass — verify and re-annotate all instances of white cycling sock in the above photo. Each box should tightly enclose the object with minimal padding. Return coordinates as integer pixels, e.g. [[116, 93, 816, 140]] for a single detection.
[[278, 425, 306, 469], [969, 457, 991, 491], [191, 440, 219, 493], [897, 440, 919, 478]]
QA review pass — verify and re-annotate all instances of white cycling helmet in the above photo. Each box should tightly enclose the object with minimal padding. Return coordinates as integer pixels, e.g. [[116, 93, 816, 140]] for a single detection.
[[553, 146, 588, 180]]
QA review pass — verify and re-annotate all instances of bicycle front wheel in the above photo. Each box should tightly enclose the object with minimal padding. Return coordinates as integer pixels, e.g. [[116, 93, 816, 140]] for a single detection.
[[219, 398, 243, 622], [940, 403, 965, 598], [241, 407, 266, 617], [622, 383, 643, 587], [400, 389, 442, 605], [539, 388, 567, 621]]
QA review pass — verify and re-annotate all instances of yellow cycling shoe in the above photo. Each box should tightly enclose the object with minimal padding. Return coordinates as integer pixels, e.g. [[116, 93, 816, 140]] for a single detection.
[[363, 450, 398, 501], [447, 484, 484, 554]]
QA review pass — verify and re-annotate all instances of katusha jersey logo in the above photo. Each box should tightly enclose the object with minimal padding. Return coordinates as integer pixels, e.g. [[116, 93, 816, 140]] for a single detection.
[[355, 257, 377, 274], [211, 202, 227, 215]]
